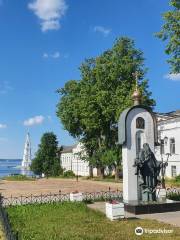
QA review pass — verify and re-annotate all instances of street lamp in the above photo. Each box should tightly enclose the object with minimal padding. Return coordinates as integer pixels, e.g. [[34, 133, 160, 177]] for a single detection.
[[75, 153, 79, 182], [160, 136, 170, 188]]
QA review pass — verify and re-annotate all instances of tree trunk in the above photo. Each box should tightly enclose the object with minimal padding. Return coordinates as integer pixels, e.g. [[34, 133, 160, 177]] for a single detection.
[[97, 167, 104, 179], [115, 166, 120, 181], [89, 165, 93, 178]]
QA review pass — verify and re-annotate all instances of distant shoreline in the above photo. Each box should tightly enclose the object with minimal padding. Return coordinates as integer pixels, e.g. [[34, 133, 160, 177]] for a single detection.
[[0, 159, 22, 161]]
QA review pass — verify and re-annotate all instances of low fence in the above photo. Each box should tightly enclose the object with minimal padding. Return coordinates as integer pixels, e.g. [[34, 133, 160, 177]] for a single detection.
[[1, 190, 123, 207], [0, 196, 18, 240], [1, 188, 179, 207]]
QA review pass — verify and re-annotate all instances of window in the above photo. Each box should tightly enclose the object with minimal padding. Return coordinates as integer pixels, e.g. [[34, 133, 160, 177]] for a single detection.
[[136, 117, 145, 129], [171, 166, 177, 177], [160, 139, 165, 155], [136, 130, 143, 157], [170, 138, 175, 154]]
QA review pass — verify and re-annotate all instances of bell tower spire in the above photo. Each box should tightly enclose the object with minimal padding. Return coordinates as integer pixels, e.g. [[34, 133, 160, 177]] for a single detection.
[[22, 132, 32, 169]]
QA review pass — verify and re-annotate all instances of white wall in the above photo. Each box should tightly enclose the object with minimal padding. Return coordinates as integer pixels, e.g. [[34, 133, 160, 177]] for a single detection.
[[60, 143, 97, 177], [155, 117, 180, 178]]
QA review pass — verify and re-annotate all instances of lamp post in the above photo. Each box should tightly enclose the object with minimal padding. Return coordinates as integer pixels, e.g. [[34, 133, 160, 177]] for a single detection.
[[76, 155, 79, 182], [160, 136, 169, 188]]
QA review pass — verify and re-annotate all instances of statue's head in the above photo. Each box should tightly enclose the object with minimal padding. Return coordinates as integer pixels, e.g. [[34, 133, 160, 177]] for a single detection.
[[143, 143, 151, 153]]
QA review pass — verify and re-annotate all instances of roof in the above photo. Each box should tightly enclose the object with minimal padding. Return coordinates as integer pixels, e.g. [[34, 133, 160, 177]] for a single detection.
[[118, 105, 158, 146], [60, 144, 78, 153], [155, 110, 180, 122]]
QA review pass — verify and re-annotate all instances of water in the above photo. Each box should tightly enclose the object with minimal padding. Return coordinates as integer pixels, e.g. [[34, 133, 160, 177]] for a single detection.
[[0, 159, 33, 178]]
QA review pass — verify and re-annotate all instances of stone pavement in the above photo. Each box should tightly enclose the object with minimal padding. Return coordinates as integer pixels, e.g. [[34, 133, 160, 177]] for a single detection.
[[137, 211, 180, 227], [87, 202, 180, 227]]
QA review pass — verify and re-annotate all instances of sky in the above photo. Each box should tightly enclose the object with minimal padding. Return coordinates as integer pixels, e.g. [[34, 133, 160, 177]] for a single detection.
[[0, 0, 179, 159]]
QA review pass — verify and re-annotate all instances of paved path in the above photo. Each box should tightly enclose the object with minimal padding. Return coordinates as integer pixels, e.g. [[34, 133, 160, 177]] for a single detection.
[[137, 211, 180, 227], [87, 202, 180, 227]]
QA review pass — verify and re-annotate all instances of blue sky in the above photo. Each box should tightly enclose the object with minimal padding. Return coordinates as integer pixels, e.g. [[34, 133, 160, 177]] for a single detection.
[[0, 0, 179, 158]]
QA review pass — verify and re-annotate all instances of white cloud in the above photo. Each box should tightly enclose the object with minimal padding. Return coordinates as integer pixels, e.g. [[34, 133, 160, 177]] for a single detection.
[[0, 124, 7, 129], [0, 81, 13, 94], [94, 26, 111, 36], [51, 51, 60, 58], [43, 53, 49, 58], [43, 51, 60, 59], [28, 0, 68, 32], [24, 115, 45, 126], [164, 73, 180, 81]]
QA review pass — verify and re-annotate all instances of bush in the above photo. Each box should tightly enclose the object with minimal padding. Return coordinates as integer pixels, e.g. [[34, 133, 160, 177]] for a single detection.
[[175, 175, 180, 182], [63, 170, 75, 178], [3, 174, 35, 181], [167, 192, 180, 201]]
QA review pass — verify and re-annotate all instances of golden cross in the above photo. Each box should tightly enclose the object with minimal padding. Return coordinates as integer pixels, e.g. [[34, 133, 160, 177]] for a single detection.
[[132, 72, 139, 90]]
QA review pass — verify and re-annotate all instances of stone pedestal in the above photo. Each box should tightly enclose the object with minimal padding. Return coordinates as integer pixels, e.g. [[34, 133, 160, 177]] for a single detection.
[[70, 192, 83, 202], [156, 188, 166, 201], [106, 202, 124, 220]]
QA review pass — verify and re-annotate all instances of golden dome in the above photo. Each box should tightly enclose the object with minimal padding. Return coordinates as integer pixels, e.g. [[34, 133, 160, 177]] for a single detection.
[[132, 87, 141, 105]]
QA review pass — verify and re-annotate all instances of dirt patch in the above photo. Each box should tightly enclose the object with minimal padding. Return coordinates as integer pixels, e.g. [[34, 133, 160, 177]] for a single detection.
[[0, 178, 122, 197]]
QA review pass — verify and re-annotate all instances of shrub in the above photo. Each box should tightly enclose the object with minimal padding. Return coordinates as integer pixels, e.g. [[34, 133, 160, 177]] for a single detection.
[[167, 192, 180, 201], [175, 175, 180, 182], [63, 170, 75, 178], [3, 174, 34, 181]]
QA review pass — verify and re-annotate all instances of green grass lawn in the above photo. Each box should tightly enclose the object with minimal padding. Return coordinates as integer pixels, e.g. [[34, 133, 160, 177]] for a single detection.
[[0, 221, 5, 240], [166, 179, 180, 188], [6, 202, 180, 240]]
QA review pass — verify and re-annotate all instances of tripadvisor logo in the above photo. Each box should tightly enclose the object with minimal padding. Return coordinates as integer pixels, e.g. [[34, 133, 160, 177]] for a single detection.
[[135, 227, 144, 236]]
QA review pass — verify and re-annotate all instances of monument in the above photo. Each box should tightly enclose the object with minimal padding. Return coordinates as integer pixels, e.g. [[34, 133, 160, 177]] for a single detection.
[[118, 74, 180, 214], [22, 132, 32, 170]]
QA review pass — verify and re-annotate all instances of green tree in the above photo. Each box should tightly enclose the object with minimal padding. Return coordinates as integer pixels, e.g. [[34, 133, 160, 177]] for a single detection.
[[156, 0, 180, 73], [31, 132, 62, 177], [56, 37, 155, 179]]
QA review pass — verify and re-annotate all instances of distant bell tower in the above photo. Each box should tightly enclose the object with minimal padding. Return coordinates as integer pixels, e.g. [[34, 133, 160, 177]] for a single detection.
[[22, 133, 32, 169]]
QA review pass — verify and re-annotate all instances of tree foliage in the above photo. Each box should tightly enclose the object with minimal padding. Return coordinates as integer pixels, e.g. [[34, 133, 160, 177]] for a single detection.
[[156, 0, 180, 73], [56, 37, 155, 178], [31, 132, 62, 176]]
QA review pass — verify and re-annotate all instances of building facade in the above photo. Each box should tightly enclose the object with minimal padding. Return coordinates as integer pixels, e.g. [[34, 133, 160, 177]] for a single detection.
[[60, 143, 97, 177], [60, 110, 180, 179], [155, 110, 180, 178]]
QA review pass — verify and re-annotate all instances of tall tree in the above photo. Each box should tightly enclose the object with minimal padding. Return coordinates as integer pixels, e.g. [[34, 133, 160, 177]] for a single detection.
[[56, 37, 155, 179], [31, 132, 62, 177], [156, 0, 180, 73]]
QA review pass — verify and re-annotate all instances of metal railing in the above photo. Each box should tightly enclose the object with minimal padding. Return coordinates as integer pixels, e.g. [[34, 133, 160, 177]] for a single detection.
[[0, 195, 18, 240], [1, 190, 123, 207]]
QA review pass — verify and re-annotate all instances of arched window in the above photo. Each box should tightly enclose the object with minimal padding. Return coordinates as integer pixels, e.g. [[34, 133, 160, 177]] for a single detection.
[[136, 117, 145, 129]]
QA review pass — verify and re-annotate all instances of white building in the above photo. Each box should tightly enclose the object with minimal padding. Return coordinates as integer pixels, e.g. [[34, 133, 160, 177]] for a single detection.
[[22, 132, 32, 169], [60, 143, 97, 177], [155, 110, 180, 178], [60, 110, 180, 179]]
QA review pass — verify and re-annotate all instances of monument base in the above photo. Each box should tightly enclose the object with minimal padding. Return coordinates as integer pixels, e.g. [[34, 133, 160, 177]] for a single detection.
[[124, 199, 180, 215]]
